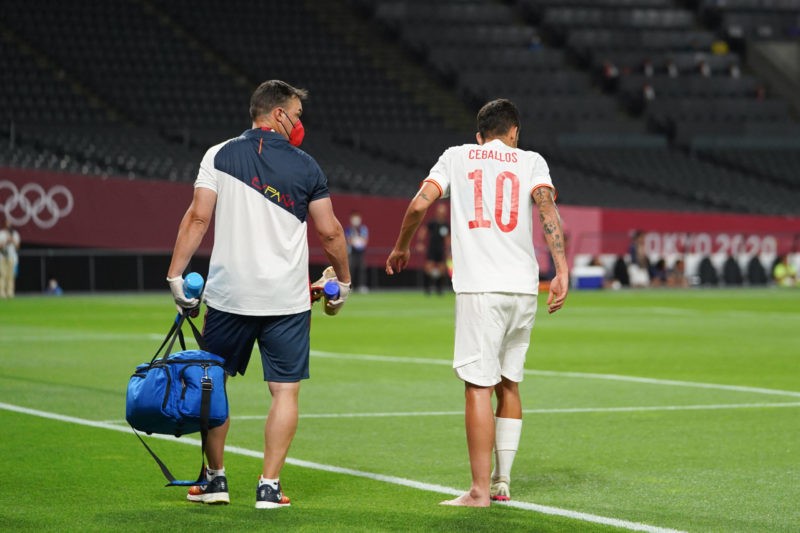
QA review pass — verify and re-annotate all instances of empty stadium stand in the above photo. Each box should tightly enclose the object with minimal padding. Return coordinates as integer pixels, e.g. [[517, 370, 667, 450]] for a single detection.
[[700, 0, 800, 43], [544, 143, 799, 214], [1, 0, 799, 212]]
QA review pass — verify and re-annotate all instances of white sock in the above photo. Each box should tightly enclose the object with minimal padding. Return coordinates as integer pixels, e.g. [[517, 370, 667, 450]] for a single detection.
[[492, 417, 522, 483], [258, 476, 280, 489], [206, 466, 225, 481]]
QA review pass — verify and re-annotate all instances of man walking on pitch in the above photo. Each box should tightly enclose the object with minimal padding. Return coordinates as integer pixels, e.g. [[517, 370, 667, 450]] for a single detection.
[[386, 99, 568, 507], [167, 80, 351, 509], [415, 203, 450, 295]]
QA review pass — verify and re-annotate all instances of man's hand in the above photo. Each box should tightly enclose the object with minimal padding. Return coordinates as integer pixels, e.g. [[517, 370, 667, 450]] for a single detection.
[[324, 281, 351, 316], [310, 266, 337, 302], [547, 272, 569, 314], [310, 265, 351, 315], [167, 276, 199, 313], [386, 248, 410, 275], [386, 181, 440, 276]]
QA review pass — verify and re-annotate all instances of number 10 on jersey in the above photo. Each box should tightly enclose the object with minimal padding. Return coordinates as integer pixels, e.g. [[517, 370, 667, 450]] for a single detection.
[[467, 170, 520, 233]]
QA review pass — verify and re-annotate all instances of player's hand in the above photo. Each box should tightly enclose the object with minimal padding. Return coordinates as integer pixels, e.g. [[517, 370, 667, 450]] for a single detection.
[[386, 249, 410, 275], [324, 281, 351, 316], [310, 266, 337, 303], [167, 276, 200, 315], [547, 272, 569, 314]]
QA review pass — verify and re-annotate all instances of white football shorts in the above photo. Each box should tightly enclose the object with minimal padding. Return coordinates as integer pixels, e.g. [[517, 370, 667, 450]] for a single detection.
[[453, 292, 538, 387]]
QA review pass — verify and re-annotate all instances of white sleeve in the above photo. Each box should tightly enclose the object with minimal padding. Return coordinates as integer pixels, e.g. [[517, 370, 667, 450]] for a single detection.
[[530, 153, 555, 198], [194, 146, 218, 192], [425, 147, 453, 199]]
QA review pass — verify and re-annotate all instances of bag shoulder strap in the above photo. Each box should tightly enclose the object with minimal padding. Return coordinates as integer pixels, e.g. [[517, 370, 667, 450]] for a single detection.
[[150, 313, 205, 364], [149, 317, 182, 364], [130, 426, 208, 487], [185, 315, 206, 352]]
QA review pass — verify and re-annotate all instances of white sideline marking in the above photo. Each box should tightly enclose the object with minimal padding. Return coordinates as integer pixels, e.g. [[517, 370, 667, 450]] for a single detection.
[[225, 401, 800, 421], [311, 350, 800, 399], [0, 401, 684, 533]]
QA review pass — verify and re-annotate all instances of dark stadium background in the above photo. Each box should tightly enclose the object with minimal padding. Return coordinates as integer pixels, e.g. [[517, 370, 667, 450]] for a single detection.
[[1, 0, 799, 292]]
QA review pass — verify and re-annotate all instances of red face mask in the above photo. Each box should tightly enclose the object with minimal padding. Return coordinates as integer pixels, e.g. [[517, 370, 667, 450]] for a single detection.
[[280, 109, 305, 147]]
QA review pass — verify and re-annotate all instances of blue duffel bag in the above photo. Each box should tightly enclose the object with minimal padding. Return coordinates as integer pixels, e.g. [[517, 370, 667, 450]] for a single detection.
[[126, 313, 228, 486], [126, 350, 228, 436]]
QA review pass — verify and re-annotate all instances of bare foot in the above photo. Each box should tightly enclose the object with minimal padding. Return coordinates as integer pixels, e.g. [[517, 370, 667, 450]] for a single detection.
[[439, 492, 490, 507]]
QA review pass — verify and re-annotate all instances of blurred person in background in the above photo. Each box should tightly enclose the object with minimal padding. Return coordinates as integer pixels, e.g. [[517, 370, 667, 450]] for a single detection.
[[415, 203, 451, 295], [773, 255, 798, 287], [628, 230, 650, 288], [650, 258, 668, 287], [345, 210, 369, 292], [667, 258, 689, 288], [167, 80, 351, 510], [45, 278, 63, 296], [0, 217, 21, 298]]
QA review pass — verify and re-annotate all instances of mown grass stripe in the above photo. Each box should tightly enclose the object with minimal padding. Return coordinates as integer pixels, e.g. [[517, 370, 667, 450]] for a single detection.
[[223, 402, 800, 420], [311, 350, 800, 398]]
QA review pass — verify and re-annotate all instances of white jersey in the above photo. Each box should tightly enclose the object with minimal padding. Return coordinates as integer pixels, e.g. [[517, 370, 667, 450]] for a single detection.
[[425, 139, 554, 294], [195, 129, 329, 315]]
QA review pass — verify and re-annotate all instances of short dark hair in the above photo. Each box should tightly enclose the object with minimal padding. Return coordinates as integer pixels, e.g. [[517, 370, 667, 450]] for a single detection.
[[249, 80, 308, 121], [476, 99, 520, 140]]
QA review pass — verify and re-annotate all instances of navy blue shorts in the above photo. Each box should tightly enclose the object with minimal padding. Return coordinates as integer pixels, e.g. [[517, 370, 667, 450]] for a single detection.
[[201, 306, 311, 382]]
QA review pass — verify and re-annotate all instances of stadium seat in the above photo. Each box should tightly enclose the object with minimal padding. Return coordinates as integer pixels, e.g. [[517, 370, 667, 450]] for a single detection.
[[698, 257, 720, 285], [747, 256, 770, 286], [723, 256, 744, 285]]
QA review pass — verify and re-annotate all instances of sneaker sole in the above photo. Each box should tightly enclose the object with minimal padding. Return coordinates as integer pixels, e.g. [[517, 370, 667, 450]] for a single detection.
[[490, 481, 510, 502], [187, 493, 230, 505], [255, 501, 291, 509]]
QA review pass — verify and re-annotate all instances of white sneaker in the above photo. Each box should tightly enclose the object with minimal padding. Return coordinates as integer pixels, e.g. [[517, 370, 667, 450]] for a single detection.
[[490, 478, 510, 502]]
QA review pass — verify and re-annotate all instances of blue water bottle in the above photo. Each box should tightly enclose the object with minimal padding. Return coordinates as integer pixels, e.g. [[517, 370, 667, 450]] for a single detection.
[[323, 279, 339, 301], [183, 272, 204, 299], [176, 272, 204, 320]]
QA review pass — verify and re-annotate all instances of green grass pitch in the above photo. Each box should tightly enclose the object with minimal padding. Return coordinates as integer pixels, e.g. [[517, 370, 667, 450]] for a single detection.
[[1, 288, 798, 532]]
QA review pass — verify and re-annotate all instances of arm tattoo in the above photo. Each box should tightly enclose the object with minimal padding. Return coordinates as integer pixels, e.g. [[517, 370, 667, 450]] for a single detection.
[[532, 187, 550, 205], [419, 191, 430, 201], [551, 233, 564, 252], [535, 190, 567, 271]]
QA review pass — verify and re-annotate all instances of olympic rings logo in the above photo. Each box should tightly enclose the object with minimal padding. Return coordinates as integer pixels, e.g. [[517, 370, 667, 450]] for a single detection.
[[0, 180, 74, 229]]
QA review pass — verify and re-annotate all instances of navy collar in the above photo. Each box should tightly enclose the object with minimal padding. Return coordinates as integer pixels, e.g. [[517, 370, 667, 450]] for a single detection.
[[243, 128, 285, 141]]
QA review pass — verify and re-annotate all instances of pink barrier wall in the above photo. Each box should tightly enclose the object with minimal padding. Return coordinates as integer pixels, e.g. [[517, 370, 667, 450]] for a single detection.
[[2, 169, 799, 268], [0, 168, 203, 252]]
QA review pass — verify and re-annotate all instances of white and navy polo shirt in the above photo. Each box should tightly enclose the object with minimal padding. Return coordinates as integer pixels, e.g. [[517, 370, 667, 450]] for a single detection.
[[196, 128, 329, 316]]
